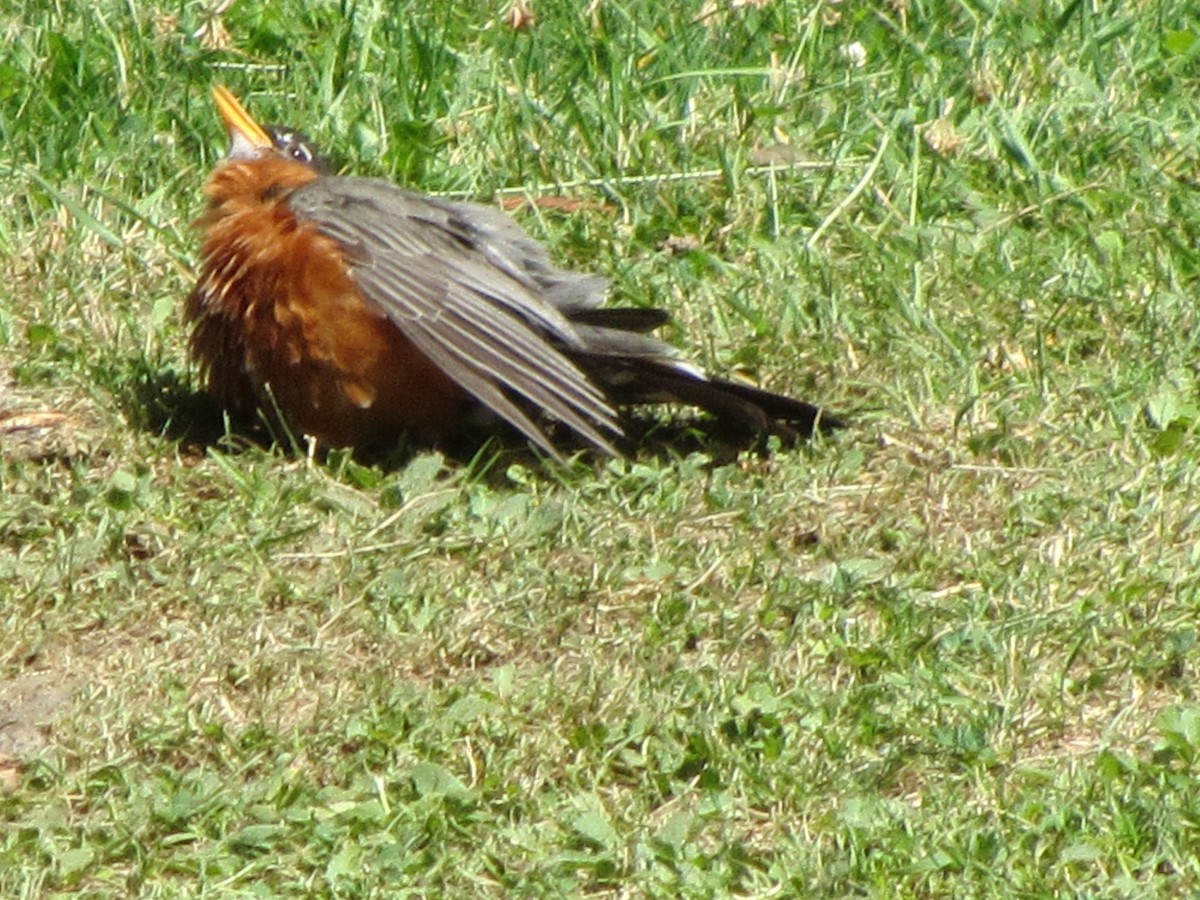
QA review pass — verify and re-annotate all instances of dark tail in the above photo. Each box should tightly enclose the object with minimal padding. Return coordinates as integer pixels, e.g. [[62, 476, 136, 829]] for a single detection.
[[675, 373, 844, 437], [556, 305, 843, 446], [598, 360, 843, 439]]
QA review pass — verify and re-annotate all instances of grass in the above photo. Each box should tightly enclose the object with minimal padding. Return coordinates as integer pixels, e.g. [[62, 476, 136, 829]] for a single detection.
[[3, 0, 1200, 894]]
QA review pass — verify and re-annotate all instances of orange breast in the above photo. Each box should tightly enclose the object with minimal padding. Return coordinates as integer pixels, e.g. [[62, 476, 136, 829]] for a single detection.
[[187, 159, 467, 449]]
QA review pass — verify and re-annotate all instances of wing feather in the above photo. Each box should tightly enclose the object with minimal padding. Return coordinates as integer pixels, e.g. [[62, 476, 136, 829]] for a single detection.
[[288, 177, 621, 455]]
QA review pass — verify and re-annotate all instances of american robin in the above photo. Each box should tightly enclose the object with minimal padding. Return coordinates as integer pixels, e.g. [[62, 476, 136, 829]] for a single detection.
[[187, 86, 842, 459]]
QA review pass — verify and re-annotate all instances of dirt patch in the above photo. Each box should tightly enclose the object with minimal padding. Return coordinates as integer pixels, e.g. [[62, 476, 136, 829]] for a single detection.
[[0, 669, 75, 792]]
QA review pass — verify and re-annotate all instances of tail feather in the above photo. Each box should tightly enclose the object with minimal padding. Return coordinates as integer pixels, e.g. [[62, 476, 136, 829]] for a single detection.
[[699, 375, 844, 436], [574, 354, 842, 440], [567, 307, 669, 333], [558, 303, 843, 447]]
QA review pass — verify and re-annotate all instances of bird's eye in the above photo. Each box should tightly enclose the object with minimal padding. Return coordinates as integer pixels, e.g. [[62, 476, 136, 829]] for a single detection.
[[290, 145, 309, 162]]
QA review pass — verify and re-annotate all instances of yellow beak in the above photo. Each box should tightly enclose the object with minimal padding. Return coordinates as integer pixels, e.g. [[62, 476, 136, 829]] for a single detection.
[[212, 85, 273, 155]]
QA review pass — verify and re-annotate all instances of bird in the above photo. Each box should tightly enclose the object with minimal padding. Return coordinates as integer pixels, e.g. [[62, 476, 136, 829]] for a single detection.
[[186, 85, 842, 460]]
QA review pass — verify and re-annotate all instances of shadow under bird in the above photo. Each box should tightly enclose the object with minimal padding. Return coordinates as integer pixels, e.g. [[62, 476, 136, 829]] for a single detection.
[[186, 86, 843, 459]]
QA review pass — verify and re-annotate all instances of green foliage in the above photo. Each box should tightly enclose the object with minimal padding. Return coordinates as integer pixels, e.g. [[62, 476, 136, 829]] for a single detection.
[[3, 0, 1200, 895]]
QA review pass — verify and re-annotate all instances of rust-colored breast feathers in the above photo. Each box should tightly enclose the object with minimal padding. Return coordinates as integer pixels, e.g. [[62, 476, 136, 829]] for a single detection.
[[187, 158, 466, 448]]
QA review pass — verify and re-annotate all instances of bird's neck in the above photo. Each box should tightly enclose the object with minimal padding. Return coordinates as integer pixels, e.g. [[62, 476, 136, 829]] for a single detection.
[[200, 158, 321, 215]]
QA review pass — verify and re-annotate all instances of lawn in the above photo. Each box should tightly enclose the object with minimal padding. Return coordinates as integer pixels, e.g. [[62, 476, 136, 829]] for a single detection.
[[3, 0, 1200, 895]]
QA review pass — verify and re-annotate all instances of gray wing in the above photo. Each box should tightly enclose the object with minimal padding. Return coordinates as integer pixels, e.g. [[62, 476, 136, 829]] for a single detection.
[[287, 176, 622, 457]]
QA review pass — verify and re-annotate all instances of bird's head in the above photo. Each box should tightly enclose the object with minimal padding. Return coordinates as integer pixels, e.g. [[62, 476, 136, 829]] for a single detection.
[[212, 85, 330, 173]]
